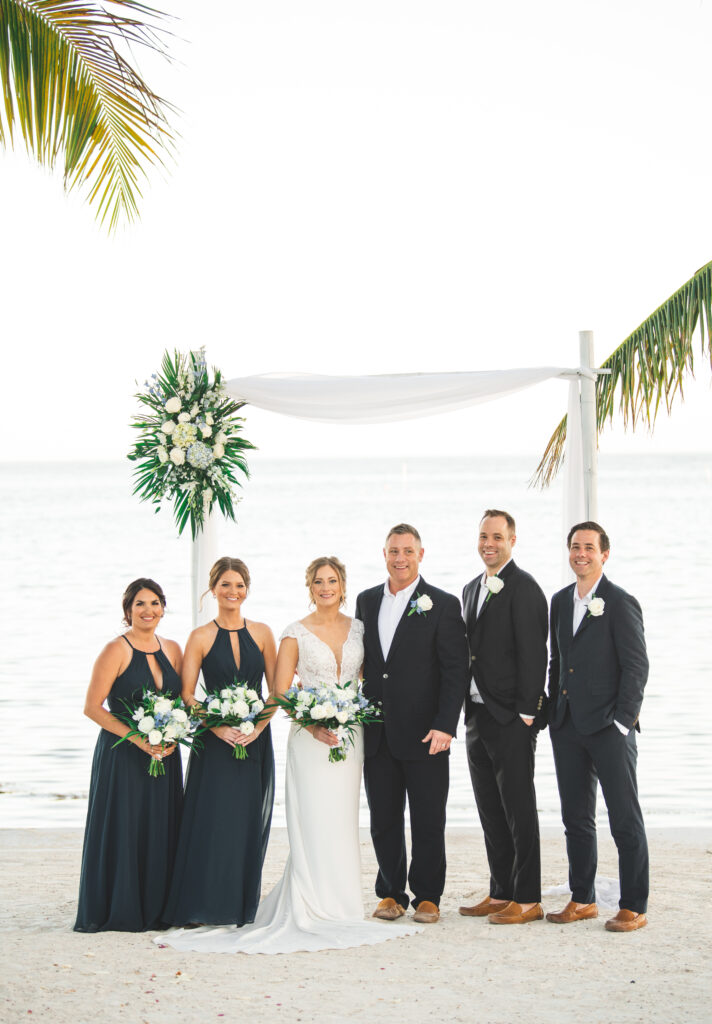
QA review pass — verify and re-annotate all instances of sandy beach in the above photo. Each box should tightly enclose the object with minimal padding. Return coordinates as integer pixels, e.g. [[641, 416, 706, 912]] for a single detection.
[[1, 826, 709, 1024]]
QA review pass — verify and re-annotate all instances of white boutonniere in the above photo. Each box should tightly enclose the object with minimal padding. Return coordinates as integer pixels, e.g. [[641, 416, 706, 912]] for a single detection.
[[484, 575, 504, 603], [587, 595, 605, 618], [408, 593, 433, 617]]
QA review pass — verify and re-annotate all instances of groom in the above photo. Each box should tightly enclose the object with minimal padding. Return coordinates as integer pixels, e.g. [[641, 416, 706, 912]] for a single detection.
[[355, 524, 470, 924]]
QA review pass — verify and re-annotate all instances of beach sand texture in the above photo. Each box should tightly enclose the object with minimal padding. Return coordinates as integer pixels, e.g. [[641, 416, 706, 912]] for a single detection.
[[1, 827, 709, 1024]]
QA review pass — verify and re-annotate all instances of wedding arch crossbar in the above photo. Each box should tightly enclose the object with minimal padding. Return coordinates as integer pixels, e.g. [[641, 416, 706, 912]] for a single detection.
[[223, 367, 586, 423]]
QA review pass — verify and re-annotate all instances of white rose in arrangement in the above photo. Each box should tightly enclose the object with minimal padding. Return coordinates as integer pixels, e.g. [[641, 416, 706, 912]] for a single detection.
[[321, 701, 337, 718], [220, 700, 231, 716], [171, 708, 188, 723], [201, 425, 213, 438], [245, 689, 259, 701], [190, 403, 199, 417], [588, 597, 605, 617], [207, 698, 221, 713], [148, 729, 163, 746], [154, 697, 173, 714], [232, 700, 250, 718], [485, 575, 505, 595], [240, 720, 255, 736], [161, 419, 176, 434], [335, 710, 350, 724], [206, 413, 214, 426], [220, 689, 231, 699], [164, 723, 179, 741], [138, 716, 155, 734], [252, 700, 265, 714], [170, 447, 185, 465], [213, 443, 225, 459], [310, 705, 326, 720], [178, 411, 190, 423], [215, 430, 227, 445], [157, 447, 168, 463], [165, 397, 181, 414]]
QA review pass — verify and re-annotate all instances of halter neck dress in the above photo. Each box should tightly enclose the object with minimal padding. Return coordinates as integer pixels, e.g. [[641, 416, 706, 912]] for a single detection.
[[74, 636, 183, 932], [161, 623, 275, 927]]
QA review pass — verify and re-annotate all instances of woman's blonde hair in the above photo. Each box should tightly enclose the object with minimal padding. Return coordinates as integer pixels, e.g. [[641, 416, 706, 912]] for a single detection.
[[200, 556, 251, 609], [305, 556, 347, 607]]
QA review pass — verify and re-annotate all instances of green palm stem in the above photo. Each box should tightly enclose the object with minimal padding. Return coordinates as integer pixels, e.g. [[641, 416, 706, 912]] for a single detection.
[[532, 260, 712, 488]]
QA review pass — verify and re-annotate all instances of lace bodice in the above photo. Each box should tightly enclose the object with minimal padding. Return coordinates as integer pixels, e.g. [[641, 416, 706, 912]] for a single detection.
[[280, 619, 364, 687]]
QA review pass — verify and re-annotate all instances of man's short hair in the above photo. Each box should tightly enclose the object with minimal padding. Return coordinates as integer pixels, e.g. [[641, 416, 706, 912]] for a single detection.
[[567, 521, 610, 553], [480, 509, 516, 534], [385, 523, 422, 546]]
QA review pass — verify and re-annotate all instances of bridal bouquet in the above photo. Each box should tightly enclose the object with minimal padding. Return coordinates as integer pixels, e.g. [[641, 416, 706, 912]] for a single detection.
[[128, 347, 255, 538], [274, 681, 382, 763], [193, 682, 268, 760], [113, 691, 200, 777]]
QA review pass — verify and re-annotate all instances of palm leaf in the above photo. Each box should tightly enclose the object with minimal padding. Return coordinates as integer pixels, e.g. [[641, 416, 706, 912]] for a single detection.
[[532, 260, 712, 487], [0, 0, 177, 230]]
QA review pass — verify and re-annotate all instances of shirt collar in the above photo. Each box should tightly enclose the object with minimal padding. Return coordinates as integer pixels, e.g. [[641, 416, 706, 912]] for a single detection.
[[383, 575, 421, 601], [480, 558, 512, 585], [574, 574, 603, 603]]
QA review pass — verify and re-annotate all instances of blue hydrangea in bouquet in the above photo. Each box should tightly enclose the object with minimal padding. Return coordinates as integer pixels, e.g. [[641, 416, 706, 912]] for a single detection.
[[274, 680, 382, 763]]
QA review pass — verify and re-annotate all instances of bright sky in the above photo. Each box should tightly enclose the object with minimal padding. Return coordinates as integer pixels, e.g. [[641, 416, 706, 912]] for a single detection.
[[2, 0, 710, 463]]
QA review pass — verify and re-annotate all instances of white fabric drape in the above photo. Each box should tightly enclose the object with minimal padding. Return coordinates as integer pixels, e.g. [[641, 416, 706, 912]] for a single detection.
[[224, 367, 578, 423], [192, 367, 592, 625]]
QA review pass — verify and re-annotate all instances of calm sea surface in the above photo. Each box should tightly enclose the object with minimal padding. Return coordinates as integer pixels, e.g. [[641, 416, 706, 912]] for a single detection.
[[1, 454, 710, 829]]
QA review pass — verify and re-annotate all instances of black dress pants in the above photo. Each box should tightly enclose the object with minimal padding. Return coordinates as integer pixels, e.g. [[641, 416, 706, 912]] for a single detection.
[[465, 702, 541, 903], [363, 731, 449, 909], [550, 710, 649, 913]]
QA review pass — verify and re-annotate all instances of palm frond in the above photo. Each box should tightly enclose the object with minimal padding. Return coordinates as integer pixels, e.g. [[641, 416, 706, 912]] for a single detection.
[[0, 0, 177, 230], [532, 260, 712, 487]]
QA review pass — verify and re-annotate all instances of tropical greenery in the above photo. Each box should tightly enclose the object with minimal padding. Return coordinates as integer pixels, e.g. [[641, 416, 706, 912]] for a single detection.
[[0, 0, 176, 230], [533, 260, 712, 487]]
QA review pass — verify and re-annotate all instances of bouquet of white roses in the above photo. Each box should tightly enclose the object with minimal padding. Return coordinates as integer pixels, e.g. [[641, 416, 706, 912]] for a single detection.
[[274, 680, 382, 763], [193, 681, 269, 760], [128, 347, 255, 538], [113, 690, 200, 777]]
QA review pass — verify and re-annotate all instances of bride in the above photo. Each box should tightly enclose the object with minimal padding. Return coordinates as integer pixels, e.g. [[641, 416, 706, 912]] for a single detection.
[[159, 556, 421, 953]]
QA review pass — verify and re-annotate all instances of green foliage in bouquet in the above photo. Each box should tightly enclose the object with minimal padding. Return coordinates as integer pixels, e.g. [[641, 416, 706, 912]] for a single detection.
[[128, 348, 255, 537]]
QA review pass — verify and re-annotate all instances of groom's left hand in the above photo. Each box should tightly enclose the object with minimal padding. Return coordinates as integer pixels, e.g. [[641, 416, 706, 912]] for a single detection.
[[422, 729, 452, 755]]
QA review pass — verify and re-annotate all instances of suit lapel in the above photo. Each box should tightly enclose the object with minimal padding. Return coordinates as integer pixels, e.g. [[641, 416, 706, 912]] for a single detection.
[[572, 574, 608, 641], [386, 577, 426, 663], [474, 559, 516, 633], [559, 583, 575, 647], [365, 586, 387, 665]]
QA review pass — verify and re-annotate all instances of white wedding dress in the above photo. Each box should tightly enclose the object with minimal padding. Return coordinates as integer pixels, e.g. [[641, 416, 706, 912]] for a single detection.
[[158, 618, 422, 953]]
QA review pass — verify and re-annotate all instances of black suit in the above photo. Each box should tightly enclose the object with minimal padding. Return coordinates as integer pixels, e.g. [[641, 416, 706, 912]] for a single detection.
[[548, 574, 649, 912], [355, 576, 469, 908], [462, 559, 548, 903]]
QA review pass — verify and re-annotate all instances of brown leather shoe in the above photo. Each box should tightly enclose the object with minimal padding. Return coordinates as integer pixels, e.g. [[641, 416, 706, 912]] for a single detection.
[[412, 900, 440, 924], [488, 901, 544, 925], [546, 901, 599, 924], [459, 896, 511, 917], [372, 897, 406, 921], [605, 909, 647, 932]]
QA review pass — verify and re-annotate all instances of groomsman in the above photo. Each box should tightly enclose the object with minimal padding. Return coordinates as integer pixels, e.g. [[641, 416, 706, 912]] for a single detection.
[[547, 521, 649, 932], [459, 510, 548, 925], [355, 524, 470, 924]]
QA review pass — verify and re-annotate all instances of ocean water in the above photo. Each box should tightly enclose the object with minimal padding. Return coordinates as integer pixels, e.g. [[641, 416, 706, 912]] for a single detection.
[[1, 454, 710, 830]]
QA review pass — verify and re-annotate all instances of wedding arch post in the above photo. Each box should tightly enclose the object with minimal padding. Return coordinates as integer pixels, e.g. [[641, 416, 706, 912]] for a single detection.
[[579, 330, 598, 520]]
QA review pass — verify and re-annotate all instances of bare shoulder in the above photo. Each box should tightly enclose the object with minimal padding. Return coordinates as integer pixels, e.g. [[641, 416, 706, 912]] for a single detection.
[[159, 636, 183, 659], [93, 636, 131, 675], [246, 619, 275, 648]]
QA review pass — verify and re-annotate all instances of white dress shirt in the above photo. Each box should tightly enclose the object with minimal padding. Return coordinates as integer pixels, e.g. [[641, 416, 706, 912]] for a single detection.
[[573, 576, 628, 735], [378, 575, 421, 660]]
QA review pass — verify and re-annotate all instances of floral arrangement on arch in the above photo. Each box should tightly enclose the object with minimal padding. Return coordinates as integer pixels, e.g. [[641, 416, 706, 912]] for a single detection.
[[128, 348, 255, 537]]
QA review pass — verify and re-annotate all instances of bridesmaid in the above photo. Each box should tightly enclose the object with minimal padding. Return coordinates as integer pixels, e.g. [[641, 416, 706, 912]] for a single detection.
[[74, 579, 184, 932], [162, 557, 276, 927]]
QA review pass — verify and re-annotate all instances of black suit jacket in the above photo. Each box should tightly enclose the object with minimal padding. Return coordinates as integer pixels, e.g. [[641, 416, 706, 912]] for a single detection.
[[548, 574, 649, 735], [354, 576, 470, 760], [462, 560, 548, 727]]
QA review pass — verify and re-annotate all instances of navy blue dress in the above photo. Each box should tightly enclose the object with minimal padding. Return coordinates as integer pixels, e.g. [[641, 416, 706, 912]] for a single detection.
[[74, 637, 183, 932], [161, 624, 275, 927]]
